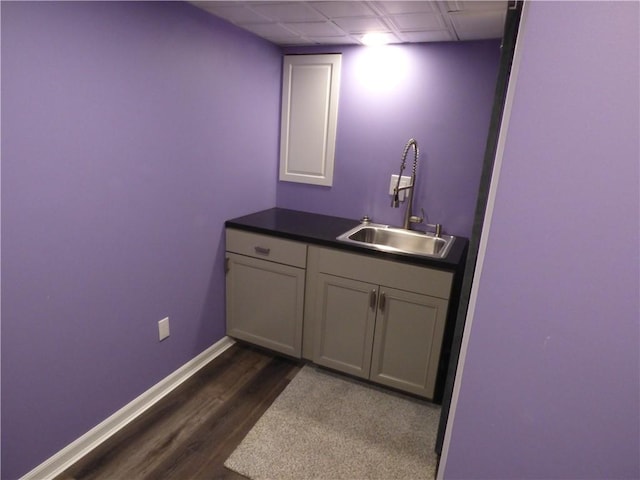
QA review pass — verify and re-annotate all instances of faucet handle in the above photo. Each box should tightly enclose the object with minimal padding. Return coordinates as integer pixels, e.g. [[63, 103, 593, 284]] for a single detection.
[[391, 188, 400, 208], [409, 207, 425, 225], [424, 221, 443, 237]]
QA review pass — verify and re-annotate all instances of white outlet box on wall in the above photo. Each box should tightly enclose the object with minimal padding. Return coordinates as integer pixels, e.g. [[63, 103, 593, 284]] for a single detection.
[[389, 175, 412, 201], [158, 317, 170, 341]]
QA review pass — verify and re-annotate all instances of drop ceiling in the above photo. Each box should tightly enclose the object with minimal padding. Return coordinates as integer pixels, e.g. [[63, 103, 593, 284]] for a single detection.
[[189, 1, 509, 46]]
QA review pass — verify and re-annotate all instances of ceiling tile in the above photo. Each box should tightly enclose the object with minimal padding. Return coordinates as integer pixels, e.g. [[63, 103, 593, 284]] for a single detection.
[[447, 1, 508, 12], [286, 21, 344, 36], [332, 16, 390, 34], [242, 22, 299, 38], [311, 2, 377, 19], [401, 30, 455, 42], [357, 31, 401, 44], [389, 12, 446, 31], [277, 37, 319, 46], [249, 2, 326, 22], [306, 35, 354, 45], [374, 1, 441, 15], [195, 3, 271, 24], [449, 10, 506, 40]]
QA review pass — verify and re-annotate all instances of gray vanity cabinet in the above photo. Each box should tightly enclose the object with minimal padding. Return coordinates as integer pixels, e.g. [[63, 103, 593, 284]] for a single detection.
[[305, 245, 453, 399], [224, 223, 456, 399], [225, 229, 306, 358]]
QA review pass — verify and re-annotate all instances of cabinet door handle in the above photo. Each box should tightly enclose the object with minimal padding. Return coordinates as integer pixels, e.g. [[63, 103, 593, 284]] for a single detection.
[[254, 246, 271, 255], [369, 289, 377, 309], [225, 257, 230, 274], [379, 292, 386, 312]]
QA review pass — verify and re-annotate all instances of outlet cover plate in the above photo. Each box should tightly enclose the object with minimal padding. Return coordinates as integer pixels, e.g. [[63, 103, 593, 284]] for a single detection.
[[158, 317, 170, 341], [389, 175, 411, 201]]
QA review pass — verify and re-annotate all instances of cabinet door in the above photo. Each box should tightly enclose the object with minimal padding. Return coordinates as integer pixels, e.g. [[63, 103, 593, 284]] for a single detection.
[[312, 273, 377, 379], [370, 287, 449, 398], [226, 253, 304, 358], [279, 54, 341, 186]]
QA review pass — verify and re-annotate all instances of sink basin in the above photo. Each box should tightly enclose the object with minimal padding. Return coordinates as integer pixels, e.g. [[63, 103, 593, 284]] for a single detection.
[[336, 223, 455, 259]]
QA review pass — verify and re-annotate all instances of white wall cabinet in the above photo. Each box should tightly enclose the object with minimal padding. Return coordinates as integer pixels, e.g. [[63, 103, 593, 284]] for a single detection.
[[305, 246, 453, 399], [279, 54, 341, 187], [225, 229, 306, 358]]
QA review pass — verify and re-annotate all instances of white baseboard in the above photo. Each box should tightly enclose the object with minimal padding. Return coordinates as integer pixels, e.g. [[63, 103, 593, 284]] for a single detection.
[[21, 336, 236, 480]]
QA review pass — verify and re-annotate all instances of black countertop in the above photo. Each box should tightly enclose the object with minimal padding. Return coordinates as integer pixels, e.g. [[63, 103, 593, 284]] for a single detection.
[[225, 208, 468, 271]]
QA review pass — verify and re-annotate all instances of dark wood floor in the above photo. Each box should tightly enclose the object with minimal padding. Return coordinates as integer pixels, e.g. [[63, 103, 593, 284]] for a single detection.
[[57, 343, 302, 480]]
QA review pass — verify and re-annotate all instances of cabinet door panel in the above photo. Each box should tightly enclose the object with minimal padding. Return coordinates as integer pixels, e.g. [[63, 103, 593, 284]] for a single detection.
[[370, 287, 448, 398], [279, 54, 341, 186], [226, 253, 304, 357], [313, 274, 377, 378]]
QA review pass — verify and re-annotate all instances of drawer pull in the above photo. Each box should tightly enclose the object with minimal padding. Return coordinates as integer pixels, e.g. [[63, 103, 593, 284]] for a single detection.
[[254, 246, 271, 255], [379, 292, 386, 312], [369, 289, 377, 309]]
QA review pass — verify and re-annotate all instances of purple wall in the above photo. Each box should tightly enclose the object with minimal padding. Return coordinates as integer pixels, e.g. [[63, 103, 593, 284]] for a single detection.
[[443, 2, 639, 478], [277, 41, 500, 238], [1, 2, 281, 477]]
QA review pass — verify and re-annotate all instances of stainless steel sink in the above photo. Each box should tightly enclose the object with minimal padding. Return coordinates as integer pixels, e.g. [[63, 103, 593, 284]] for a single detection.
[[337, 223, 455, 259]]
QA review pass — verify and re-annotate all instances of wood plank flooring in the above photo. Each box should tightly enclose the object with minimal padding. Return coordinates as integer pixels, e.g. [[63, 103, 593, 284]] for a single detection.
[[57, 343, 302, 480]]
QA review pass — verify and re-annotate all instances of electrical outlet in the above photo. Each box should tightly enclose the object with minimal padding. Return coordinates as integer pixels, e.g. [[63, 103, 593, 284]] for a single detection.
[[158, 317, 170, 341], [389, 175, 411, 201]]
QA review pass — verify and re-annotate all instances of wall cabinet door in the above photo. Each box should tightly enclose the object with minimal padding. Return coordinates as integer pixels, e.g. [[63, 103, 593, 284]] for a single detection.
[[226, 252, 304, 358], [370, 287, 449, 398], [279, 54, 341, 186], [312, 273, 377, 379]]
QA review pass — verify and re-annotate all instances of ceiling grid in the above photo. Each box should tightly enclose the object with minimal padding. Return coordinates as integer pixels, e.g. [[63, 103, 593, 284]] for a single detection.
[[189, 1, 508, 46]]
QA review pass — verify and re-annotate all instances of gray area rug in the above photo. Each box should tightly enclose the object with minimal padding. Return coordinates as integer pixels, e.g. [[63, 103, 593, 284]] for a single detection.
[[224, 365, 441, 480]]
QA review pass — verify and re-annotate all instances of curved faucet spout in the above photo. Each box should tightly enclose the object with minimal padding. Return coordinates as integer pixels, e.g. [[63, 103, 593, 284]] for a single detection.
[[392, 138, 420, 229]]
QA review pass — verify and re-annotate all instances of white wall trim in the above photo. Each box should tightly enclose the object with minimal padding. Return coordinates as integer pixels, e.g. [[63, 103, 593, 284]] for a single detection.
[[436, 3, 529, 478], [21, 336, 236, 480]]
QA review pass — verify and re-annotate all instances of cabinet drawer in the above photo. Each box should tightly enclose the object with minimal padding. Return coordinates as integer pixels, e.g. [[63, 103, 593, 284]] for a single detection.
[[226, 229, 307, 268]]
